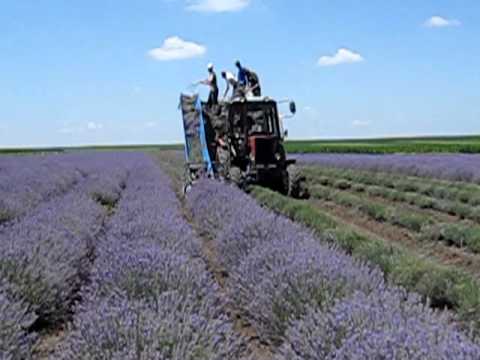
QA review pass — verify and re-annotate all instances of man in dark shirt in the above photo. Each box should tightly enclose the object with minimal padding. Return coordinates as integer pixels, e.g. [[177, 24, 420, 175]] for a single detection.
[[221, 71, 240, 99], [245, 68, 261, 97], [235, 61, 247, 87]]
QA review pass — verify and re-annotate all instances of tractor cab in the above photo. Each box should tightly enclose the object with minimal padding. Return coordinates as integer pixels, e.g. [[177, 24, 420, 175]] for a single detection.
[[227, 99, 290, 175]]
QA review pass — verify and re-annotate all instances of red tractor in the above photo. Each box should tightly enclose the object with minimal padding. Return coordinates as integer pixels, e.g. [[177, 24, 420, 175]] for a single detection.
[[180, 94, 309, 198]]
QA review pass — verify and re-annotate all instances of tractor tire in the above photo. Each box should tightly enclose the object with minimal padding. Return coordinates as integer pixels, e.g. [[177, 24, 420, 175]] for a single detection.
[[279, 170, 290, 196], [287, 165, 310, 199], [216, 146, 230, 179], [229, 167, 243, 188]]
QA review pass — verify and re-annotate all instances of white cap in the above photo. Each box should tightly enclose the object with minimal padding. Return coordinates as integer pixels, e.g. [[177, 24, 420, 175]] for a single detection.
[[207, 63, 214, 70]]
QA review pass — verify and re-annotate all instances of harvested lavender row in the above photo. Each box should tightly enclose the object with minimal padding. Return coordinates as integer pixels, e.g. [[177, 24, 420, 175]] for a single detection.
[[187, 180, 480, 358], [54, 156, 244, 359], [294, 153, 480, 183]]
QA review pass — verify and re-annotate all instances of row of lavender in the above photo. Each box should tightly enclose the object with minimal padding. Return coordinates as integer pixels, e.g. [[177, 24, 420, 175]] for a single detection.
[[0, 153, 133, 226], [294, 153, 480, 183], [0, 153, 134, 359], [52, 156, 244, 359], [187, 180, 480, 359], [0, 154, 84, 224]]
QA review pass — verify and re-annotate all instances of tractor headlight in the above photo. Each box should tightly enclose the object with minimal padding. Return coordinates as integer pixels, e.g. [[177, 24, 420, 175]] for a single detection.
[[275, 152, 282, 161]]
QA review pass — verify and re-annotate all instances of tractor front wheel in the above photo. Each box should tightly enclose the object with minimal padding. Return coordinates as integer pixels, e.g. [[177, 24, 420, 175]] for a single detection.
[[287, 165, 310, 199], [229, 166, 243, 188]]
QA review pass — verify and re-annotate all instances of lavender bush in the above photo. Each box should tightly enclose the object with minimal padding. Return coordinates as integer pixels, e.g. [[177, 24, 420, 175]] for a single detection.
[[229, 237, 383, 344], [277, 289, 480, 359], [0, 281, 37, 360], [54, 157, 244, 359], [0, 189, 106, 323], [187, 180, 383, 343], [187, 179, 480, 355], [86, 242, 219, 311], [0, 153, 136, 327], [57, 293, 240, 360], [216, 212, 296, 270], [105, 159, 201, 256], [0, 155, 81, 224], [0, 152, 134, 227], [295, 153, 480, 183]]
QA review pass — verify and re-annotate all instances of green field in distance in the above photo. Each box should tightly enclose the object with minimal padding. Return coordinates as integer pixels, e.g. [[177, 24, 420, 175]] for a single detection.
[[2, 135, 480, 155], [285, 135, 480, 154]]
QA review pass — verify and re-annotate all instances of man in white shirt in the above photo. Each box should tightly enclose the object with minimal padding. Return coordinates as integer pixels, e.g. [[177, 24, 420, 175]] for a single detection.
[[221, 71, 238, 100], [199, 63, 218, 107]]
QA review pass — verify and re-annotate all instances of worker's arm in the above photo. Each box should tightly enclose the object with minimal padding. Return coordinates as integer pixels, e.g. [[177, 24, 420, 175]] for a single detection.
[[247, 84, 259, 93], [191, 80, 203, 87]]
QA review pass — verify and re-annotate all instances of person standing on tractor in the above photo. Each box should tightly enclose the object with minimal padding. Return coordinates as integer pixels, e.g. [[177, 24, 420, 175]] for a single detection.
[[198, 63, 219, 108], [245, 68, 261, 97], [235, 61, 247, 87], [221, 71, 239, 100]]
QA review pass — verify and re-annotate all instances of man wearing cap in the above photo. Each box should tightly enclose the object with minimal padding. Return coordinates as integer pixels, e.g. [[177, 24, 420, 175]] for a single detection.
[[200, 63, 218, 108]]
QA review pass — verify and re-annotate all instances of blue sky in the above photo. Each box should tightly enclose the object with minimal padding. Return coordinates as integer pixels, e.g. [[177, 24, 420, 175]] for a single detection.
[[0, 0, 478, 147]]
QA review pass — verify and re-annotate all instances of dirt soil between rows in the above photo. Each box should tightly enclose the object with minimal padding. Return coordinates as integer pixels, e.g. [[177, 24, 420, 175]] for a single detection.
[[311, 199, 480, 280]]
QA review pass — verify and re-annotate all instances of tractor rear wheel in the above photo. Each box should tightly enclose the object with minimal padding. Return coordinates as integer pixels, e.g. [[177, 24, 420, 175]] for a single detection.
[[279, 170, 290, 195]]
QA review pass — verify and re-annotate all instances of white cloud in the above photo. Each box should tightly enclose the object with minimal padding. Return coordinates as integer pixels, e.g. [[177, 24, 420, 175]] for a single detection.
[[318, 48, 364, 67], [145, 121, 158, 128], [148, 36, 206, 61], [352, 120, 371, 128], [186, 0, 250, 13], [424, 16, 461, 28], [87, 122, 103, 131]]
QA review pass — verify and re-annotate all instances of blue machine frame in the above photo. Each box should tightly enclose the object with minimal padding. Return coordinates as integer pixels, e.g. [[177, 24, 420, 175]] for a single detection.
[[180, 94, 213, 175]]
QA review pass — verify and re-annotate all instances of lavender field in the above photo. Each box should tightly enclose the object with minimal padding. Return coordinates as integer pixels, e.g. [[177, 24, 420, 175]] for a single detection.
[[1, 151, 480, 359], [294, 153, 480, 183]]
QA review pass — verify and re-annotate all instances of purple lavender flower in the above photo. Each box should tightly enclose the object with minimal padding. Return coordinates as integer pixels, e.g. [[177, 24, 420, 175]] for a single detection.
[[85, 241, 220, 311], [52, 155, 245, 359], [187, 179, 480, 355], [56, 293, 242, 360], [0, 280, 37, 359], [0, 153, 135, 325], [278, 288, 480, 359], [227, 236, 383, 344], [294, 153, 480, 183]]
